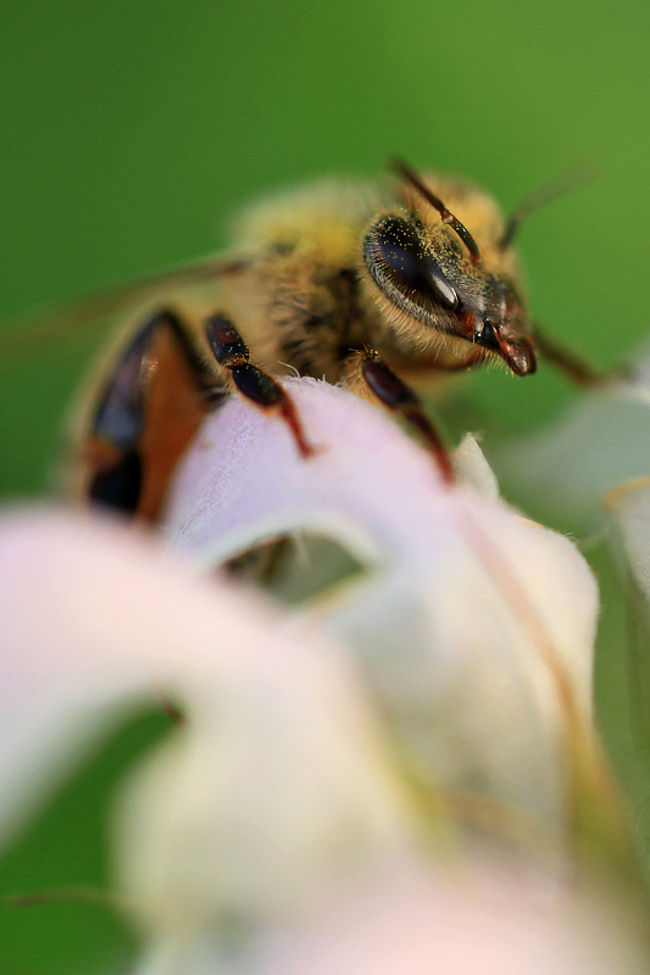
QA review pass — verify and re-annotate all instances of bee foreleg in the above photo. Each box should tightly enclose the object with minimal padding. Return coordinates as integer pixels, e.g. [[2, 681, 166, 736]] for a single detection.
[[88, 308, 216, 518], [347, 350, 454, 483], [204, 313, 315, 458]]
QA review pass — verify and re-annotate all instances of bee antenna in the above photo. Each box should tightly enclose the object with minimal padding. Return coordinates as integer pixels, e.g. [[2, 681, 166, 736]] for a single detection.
[[499, 162, 600, 250], [390, 157, 482, 263]]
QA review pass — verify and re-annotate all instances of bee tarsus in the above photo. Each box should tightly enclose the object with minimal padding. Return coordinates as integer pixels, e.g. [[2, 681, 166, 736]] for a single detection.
[[355, 350, 454, 484], [205, 313, 315, 459]]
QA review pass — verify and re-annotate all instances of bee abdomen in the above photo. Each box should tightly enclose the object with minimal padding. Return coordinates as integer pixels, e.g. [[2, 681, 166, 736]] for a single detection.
[[89, 449, 143, 514]]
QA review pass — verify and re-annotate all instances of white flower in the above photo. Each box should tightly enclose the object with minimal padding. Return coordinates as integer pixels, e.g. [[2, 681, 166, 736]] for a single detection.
[[164, 378, 598, 828], [0, 378, 624, 974]]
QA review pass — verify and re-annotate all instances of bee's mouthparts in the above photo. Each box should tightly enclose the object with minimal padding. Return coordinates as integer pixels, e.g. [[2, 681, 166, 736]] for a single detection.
[[473, 319, 537, 376], [499, 338, 537, 376]]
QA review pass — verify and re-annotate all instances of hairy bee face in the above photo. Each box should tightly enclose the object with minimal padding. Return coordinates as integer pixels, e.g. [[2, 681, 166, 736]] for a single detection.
[[363, 212, 537, 376]]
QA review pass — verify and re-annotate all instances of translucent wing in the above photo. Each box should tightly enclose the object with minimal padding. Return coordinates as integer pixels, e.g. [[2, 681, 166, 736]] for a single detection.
[[0, 252, 252, 366]]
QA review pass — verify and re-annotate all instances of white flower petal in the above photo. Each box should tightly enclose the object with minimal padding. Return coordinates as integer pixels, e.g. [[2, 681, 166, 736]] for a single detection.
[[605, 476, 650, 602], [164, 379, 598, 827], [164, 377, 444, 568], [249, 857, 645, 975], [116, 693, 411, 937], [0, 508, 412, 933], [323, 502, 597, 826], [498, 374, 650, 531], [132, 855, 646, 975], [453, 432, 500, 500]]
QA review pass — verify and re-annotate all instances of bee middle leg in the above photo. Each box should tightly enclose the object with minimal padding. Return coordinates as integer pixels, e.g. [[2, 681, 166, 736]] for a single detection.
[[204, 313, 315, 458], [346, 350, 454, 483]]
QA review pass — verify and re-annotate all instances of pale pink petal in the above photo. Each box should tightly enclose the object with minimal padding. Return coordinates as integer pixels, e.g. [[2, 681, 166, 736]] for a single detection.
[[252, 858, 645, 975], [163, 379, 598, 827], [499, 372, 650, 531], [164, 377, 446, 566], [0, 507, 410, 886], [132, 856, 645, 975]]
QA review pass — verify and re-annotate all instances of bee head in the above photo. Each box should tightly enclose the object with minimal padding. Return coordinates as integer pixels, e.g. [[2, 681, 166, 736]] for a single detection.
[[362, 161, 537, 377]]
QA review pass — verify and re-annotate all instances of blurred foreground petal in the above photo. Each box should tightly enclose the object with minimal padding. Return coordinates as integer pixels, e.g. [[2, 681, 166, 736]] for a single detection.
[[0, 508, 413, 933], [133, 855, 646, 975], [254, 858, 645, 975]]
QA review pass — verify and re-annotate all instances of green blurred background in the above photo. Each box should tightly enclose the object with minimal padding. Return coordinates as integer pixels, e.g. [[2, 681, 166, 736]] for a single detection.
[[1, 0, 649, 971]]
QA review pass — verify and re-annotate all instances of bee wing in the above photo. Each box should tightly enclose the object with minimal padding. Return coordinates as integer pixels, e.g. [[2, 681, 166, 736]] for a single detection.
[[0, 253, 252, 365]]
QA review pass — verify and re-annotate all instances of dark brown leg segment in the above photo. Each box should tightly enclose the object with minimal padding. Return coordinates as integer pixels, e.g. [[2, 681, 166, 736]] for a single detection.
[[204, 313, 314, 458], [87, 308, 217, 518], [355, 350, 454, 483]]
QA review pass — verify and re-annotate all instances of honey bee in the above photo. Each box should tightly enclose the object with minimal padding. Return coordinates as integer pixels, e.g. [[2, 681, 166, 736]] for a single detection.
[[56, 159, 596, 521]]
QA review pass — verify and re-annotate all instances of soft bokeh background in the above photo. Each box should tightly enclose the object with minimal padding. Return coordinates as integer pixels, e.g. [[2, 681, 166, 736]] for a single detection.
[[1, 1, 648, 971]]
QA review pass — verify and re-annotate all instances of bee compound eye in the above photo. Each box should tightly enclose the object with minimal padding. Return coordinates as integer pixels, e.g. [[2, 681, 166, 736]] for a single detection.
[[371, 216, 424, 283], [364, 216, 459, 312], [423, 255, 459, 310]]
